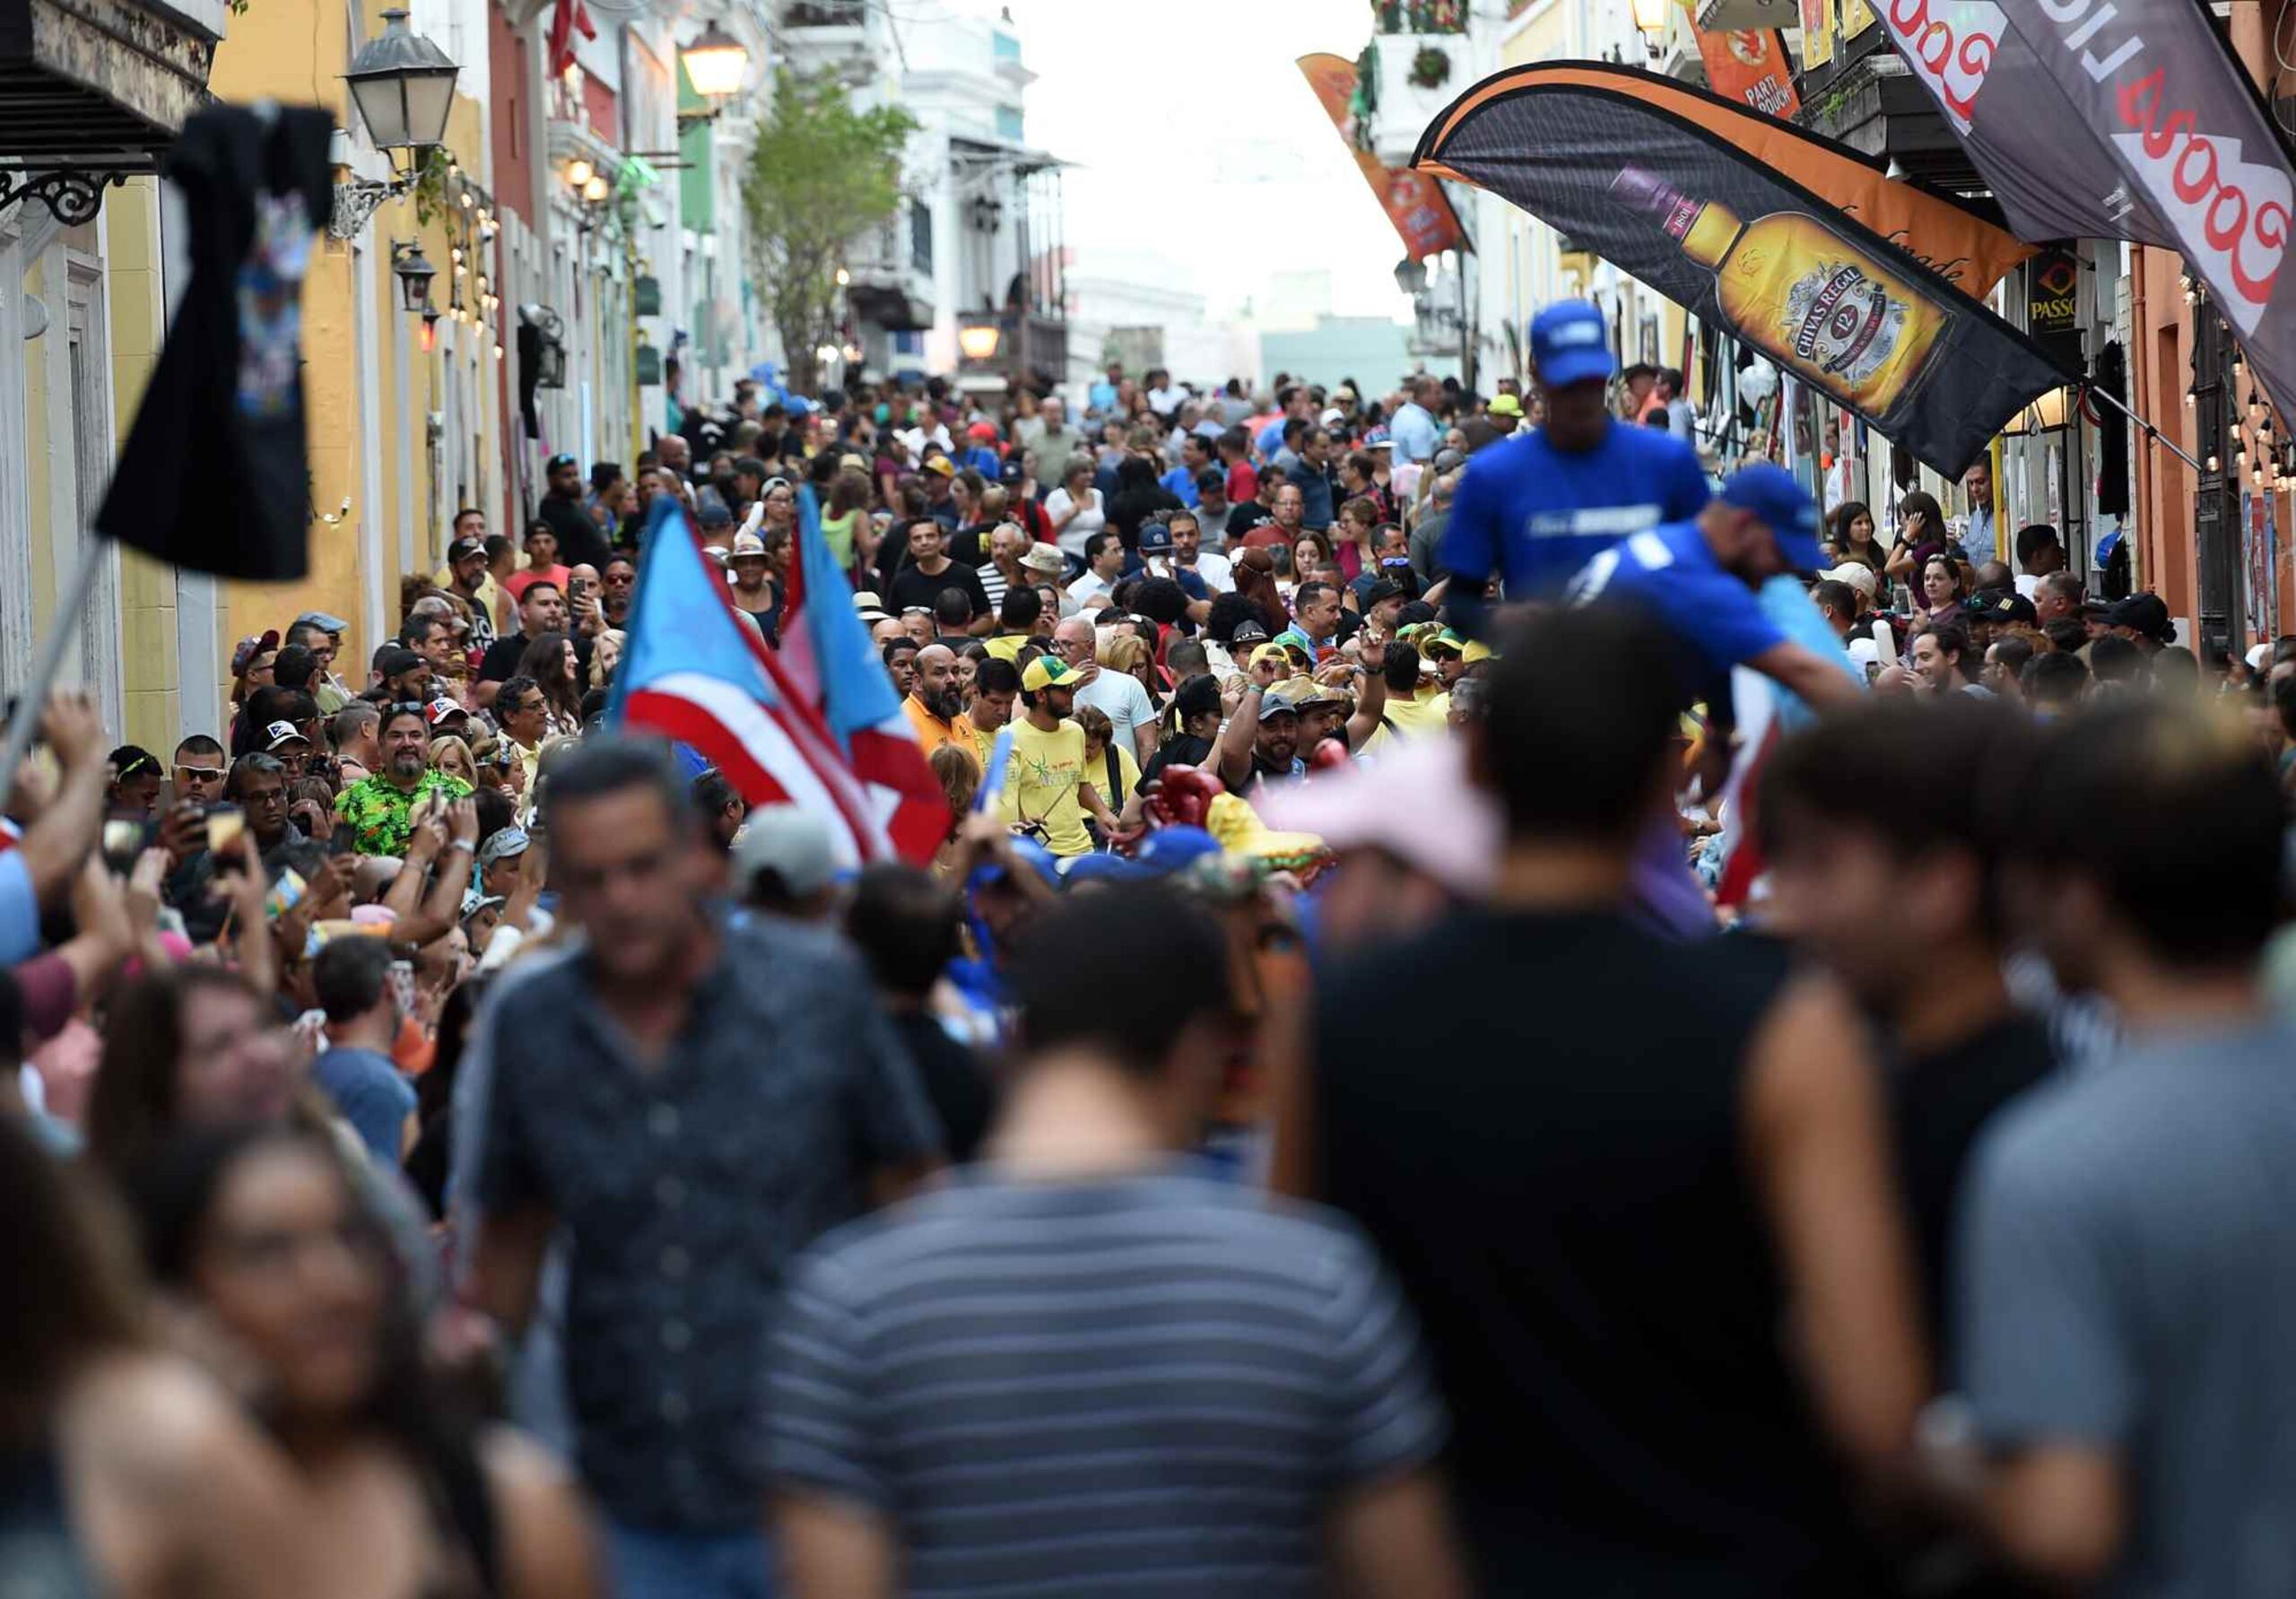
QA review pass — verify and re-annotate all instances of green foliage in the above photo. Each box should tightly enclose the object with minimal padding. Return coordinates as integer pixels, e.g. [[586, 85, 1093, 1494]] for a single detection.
[[742, 70, 918, 392]]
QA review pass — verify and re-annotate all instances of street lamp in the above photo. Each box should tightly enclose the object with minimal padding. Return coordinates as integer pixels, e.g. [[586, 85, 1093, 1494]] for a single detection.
[[682, 21, 749, 100], [1630, 0, 1672, 40], [389, 240, 437, 314], [565, 156, 595, 191], [582, 173, 610, 204], [344, 10, 460, 172], [958, 318, 1002, 362]]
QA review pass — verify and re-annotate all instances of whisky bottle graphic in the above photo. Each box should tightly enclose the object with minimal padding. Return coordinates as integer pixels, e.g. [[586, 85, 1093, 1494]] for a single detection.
[[1610, 166, 1951, 420]]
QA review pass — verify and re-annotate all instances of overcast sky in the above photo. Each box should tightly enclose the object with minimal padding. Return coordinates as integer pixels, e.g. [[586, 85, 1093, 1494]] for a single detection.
[[994, 0, 1416, 321]]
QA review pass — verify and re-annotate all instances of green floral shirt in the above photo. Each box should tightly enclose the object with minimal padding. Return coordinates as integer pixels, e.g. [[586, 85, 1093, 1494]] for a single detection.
[[332, 770, 474, 857]]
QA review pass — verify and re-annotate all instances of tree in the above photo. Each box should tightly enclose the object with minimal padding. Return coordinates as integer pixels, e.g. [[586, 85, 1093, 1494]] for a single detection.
[[742, 70, 918, 395]]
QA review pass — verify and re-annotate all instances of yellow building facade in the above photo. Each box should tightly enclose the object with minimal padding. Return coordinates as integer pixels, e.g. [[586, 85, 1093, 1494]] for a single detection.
[[8, 0, 503, 754]]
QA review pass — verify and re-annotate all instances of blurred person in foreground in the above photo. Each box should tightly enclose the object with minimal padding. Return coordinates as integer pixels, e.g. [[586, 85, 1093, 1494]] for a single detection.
[[1951, 701, 2296, 1595], [453, 737, 941, 1599], [767, 883, 1465, 1599], [1306, 607, 1927, 1594], [0, 1115, 322, 1599], [131, 1124, 600, 1599]]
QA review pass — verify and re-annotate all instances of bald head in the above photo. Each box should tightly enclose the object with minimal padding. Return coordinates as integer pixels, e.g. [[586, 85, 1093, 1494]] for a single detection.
[[911, 643, 961, 717], [1054, 617, 1096, 652]]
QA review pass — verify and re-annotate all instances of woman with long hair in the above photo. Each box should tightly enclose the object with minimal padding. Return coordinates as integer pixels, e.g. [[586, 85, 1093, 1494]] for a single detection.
[[1231, 546, 1289, 637], [927, 742, 981, 876], [0, 1116, 319, 1599], [1883, 490, 1951, 585], [822, 465, 874, 573], [512, 631, 582, 738], [84, 967, 302, 1181], [1828, 500, 1882, 569], [1098, 632, 1164, 712], [130, 1125, 602, 1599]]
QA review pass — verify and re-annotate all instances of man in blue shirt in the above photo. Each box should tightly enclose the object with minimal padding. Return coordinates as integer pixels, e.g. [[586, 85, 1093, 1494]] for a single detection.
[[1441, 300, 1711, 619], [1388, 375, 1443, 464], [309, 935, 416, 1165], [1566, 463, 1862, 714]]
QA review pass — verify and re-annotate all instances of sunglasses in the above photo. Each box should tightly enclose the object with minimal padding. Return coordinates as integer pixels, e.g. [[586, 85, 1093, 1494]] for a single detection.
[[174, 765, 226, 782]]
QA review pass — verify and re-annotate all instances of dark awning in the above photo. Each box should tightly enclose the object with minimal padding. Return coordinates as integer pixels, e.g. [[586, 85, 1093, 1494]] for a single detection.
[[1, 0, 217, 174]]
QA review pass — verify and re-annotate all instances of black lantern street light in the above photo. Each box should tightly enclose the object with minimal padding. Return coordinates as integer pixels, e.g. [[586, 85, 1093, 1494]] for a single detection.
[[390, 239, 438, 314], [345, 10, 460, 171]]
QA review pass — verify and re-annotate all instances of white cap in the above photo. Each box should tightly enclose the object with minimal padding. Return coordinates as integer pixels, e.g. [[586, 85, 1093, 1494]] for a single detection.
[[1824, 561, 1880, 600], [734, 805, 838, 899]]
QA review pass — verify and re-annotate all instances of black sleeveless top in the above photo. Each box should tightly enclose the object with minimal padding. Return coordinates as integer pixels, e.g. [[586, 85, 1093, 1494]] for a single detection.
[[1315, 910, 1875, 1596]]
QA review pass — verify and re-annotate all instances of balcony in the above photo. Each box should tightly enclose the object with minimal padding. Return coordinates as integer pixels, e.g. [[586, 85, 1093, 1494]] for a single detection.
[[1, 0, 221, 219], [1364, 32, 1469, 168], [1796, 28, 1991, 198], [1373, 0, 1468, 31], [845, 202, 935, 333]]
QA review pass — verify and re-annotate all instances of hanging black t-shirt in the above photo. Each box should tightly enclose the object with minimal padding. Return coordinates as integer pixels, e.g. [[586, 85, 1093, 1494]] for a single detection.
[[97, 104, 335, 581], [1315, 909, 1872, 1595]]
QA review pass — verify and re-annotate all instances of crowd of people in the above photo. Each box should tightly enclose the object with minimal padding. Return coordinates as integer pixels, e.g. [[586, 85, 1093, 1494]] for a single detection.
[[7, 295, 2296, 1599]]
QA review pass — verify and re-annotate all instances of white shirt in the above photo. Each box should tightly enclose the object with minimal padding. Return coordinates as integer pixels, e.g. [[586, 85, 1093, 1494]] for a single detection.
[[1066, 571, 1118, 611], [1045, 487, 1106, 560], [1074, 669, 1158, 761], [1181, 551, 1234, 593]]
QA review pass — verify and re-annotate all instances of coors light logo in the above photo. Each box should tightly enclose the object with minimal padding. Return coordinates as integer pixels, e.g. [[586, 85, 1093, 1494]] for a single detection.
[[1882, 0, 2006, 131]]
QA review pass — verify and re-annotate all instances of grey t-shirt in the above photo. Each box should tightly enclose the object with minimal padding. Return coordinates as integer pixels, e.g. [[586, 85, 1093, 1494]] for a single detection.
[[1957, 1016, 2296, 1597], [1074, 669, 1157, 761], [766, 1169, 1445, 1596]]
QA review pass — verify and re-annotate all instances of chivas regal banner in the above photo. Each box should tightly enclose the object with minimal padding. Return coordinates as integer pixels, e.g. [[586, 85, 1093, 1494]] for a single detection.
[[1413, 63, 2066, 475], [1296, 53, 1466, 261], [1874, 0, 2296, 421]]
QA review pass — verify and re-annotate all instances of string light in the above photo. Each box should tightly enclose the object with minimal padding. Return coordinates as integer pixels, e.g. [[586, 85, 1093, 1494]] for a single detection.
[[2207, 453, 2222, 472]]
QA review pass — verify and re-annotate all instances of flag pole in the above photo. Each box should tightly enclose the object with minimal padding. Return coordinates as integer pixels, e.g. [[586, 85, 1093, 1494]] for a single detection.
[[2086, 382, 2203, 472], [0, 535, 105, 804]]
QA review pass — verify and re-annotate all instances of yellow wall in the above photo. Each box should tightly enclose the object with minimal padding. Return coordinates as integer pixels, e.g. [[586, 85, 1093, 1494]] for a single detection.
[[187, 0, 499, 696], [107, 178, 184, 751]]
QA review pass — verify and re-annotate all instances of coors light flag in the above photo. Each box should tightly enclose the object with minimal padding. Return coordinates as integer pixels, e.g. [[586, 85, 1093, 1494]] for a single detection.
[[1877, 0, 2296, 415]]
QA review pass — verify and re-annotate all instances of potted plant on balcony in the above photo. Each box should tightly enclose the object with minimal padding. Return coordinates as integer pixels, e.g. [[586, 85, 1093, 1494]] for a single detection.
[[1409, 44, 1451, 88]]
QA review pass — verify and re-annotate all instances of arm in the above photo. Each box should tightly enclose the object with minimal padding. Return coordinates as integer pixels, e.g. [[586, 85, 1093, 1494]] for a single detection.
[[210, 833, 276, 997], [482, 1428, 606, 1599], [1131, 691, 1161, 765], [773, 1493, 898, 1599], [1983, 1448, 2124, 1588], [1748, 641, 1865, 711], [17, 691, 108, 909], [1743, 972, 1929, 1488], [465, 1204, 556, 1334], [1214, 676, 1271, 789], [382, 816, 444, 924], [1325, 1473, 1471, 1599], [390, 799, 478, 952], [1343, 634, 1390, 750]]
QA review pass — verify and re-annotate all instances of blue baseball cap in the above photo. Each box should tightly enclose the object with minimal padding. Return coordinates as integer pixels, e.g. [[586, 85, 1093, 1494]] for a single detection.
[[1529, 300, 1617, 389], [1720, 463, 1824, 571]]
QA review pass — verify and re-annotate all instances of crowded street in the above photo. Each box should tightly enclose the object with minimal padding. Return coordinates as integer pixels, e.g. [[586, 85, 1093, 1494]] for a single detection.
[[8, 0, 2296, 1595]]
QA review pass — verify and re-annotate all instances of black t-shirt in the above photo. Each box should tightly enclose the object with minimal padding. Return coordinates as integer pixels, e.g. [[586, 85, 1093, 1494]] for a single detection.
[[478, 630, 593, 685], [1315, 909, 1870, 1593], [1883, 1011, 2056, 1358], [890, 1012, 996, 1164], [1139, 732, 1213, 793], [889, 561, 990, 621]]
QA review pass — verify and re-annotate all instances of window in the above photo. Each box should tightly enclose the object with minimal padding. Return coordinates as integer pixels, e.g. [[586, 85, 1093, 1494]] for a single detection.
[[909, 198, 934, 275], [996, 106, 1024, 141]]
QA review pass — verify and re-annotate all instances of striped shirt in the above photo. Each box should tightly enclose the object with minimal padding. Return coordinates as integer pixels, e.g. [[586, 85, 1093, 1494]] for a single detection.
[[765, 1169, 1444, 1595]]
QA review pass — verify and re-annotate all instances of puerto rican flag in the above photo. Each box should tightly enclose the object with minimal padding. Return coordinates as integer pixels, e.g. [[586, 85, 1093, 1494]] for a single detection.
[[609, 498, 945, 865]]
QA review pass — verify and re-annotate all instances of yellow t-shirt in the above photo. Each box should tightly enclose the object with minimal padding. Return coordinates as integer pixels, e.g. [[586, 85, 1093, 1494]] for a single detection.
[[1080, 740, 1142, 819], [982, 632, 1031, 663], [999, 717, 1094, 856], [1360, 687, 1452, 759]]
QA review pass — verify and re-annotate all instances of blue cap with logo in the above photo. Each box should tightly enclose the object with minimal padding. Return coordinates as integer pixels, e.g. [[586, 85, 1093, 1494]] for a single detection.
[[1721, 463, 1824, 571], [1529, 300, 1618, 389]]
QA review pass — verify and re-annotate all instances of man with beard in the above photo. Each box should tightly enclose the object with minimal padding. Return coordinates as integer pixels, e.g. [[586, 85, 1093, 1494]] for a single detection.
[[1213, 652, 1307, 797], [902, 645, 973, 758], [536, 450, 613, 571], [333, 703, 476, 856], [996, 657, 1118, 858]]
